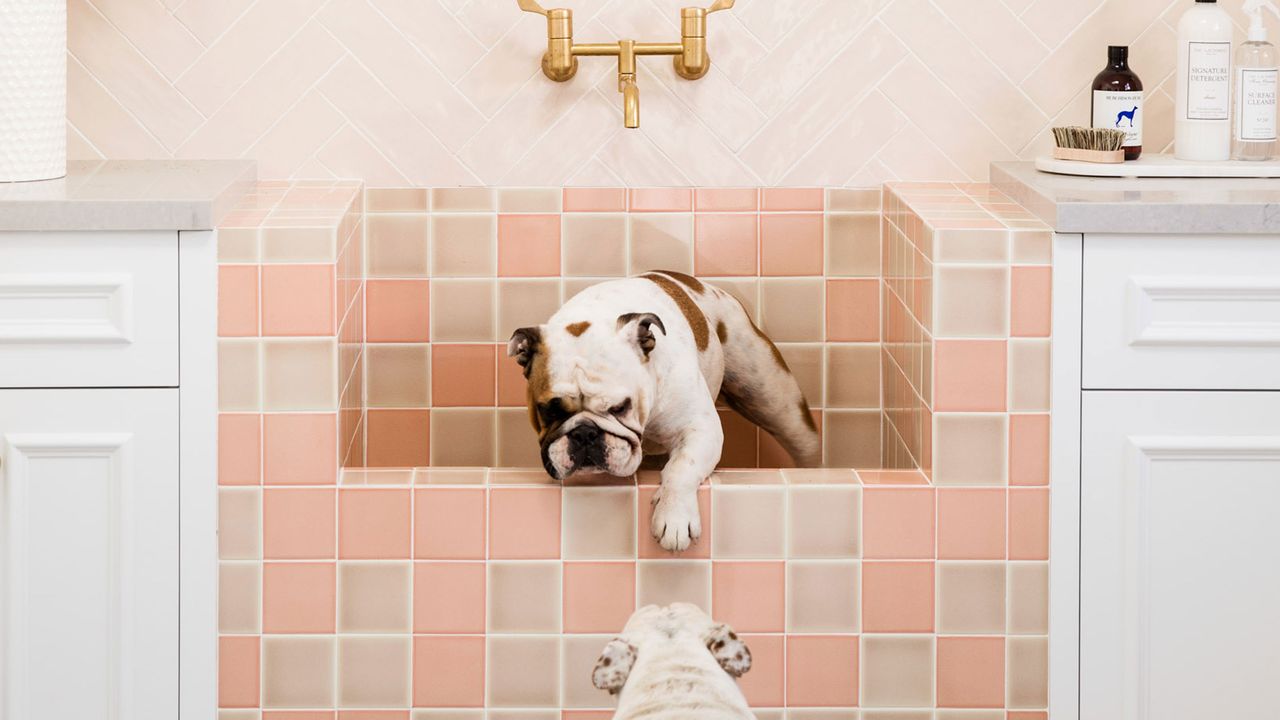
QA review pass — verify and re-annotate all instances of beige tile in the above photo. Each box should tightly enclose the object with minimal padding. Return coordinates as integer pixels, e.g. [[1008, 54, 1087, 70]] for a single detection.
[[431, 188, 495, 212], [934, 266, 1009, 339], [562, 214, 628, 277], [338, 561, 411, 633], [711, 486, 785, 559], [219, 562, 260, 633], [825, 344, 881, 409], [938, 561, 1006, 634], [261, 227, 337, 263], [499, 188, 561, 213], [262, 636, 335, 708], [486, 712, 559, 720], [431, 279, 496, 342], [778, 344, 824, 409], [367, 188, 429, 213], [563, 487, 637, 560], [415, 467, 489, 485], [827, 213, 881, 277], [760, 278, 823, 342], [788, 486, 860, 558], [786, 560, 859, 632], [218, 488, 260, 560], [1009, 339, 1051, 412], [431, 214, 497, 277], [1008, 562, 1049, 634], [337, 636, 411, 707], [563, 277, 604, 303], [935, 712, 1003, 720], [488, 561, 562, 633], [262, 340, 338, 412], [218, 339, 261, 412], [412, 712, 485, 720], [367, 214, 429, 278], [629, 214, 693, 275], [430, 409, 496, 466], [860, 635, 935, 708], [497, 279, 562, 340], [217, 228, 260, 263], [933, 228, 1010, 264], [561, 635, 619, 709], [497, 408, 542, 467], [636, 560, 711, 608], [487, 635, 561, 707], [1011, 230, 1052, 264], [365, 344, 430, 408], [217, 710, 260, 720], [1007, 636, 1049, 709], [823, 410, 882, 468], [862, 713, 933, 720], [787, 712, 860, 720], [827, 189, 882, 213], [933, 413, 1007, 486], [706, 277, 759, 321]]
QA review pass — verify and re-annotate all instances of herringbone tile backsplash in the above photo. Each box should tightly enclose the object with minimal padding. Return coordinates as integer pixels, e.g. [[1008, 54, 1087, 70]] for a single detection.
[[70, 0, 1262, 186]]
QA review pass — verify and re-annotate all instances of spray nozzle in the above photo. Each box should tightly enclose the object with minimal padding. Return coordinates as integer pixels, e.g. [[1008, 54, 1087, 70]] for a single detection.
[[1244, 0, 1280, 41]]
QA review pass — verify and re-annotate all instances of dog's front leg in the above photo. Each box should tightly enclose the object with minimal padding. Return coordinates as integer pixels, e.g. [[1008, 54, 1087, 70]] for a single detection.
[[651, 412, 722, 552]]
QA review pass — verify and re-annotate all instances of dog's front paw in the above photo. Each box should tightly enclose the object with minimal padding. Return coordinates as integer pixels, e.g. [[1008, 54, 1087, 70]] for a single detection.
[[650, 487, 702, 552]]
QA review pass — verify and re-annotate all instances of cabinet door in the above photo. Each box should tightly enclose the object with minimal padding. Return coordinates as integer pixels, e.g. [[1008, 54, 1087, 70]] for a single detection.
[[1081, 391, 1280, 720], [0, 389, 178, 720]]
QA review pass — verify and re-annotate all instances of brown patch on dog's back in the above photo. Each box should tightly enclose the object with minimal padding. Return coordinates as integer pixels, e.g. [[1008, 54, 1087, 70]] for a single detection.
[[642, 273, 710, 351], [655, 269, 705, 294], [566, 321, 590, 337], [716, 320, 728, 344]]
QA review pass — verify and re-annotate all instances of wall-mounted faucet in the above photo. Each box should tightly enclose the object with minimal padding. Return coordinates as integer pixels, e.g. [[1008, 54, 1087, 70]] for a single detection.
[[517, 0, 735, 128]]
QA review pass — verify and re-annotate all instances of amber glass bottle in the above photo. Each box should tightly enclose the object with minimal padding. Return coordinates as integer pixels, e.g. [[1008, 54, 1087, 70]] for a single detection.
[[1091, 45, 1145, 160]]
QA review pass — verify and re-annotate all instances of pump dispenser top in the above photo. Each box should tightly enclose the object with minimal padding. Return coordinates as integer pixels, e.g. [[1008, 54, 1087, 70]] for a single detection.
[[1244, 0, 1280, 41]]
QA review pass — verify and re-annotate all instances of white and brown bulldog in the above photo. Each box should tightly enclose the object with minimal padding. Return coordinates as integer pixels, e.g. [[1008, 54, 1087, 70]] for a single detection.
[[592, 603, 755, 720], [508, 270, 820, 552]]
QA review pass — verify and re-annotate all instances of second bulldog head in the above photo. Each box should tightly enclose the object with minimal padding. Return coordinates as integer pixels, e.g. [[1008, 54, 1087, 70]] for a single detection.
[[507, 312, 665, 480]]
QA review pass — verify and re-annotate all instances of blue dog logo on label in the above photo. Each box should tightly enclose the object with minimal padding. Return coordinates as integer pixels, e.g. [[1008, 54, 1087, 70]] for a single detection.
[[1115, 106, 1139, 128]]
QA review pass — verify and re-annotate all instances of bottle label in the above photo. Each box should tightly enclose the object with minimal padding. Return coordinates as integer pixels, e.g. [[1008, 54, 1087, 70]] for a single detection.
[[1093, 90, 1144, 147], [1237, 67, 1278, 142], [1187, 41, 1232, 120]]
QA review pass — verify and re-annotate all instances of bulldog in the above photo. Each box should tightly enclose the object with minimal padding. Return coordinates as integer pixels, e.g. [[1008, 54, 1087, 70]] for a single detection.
[[591, 603, 754, 720], [507, 270, 820, 551]]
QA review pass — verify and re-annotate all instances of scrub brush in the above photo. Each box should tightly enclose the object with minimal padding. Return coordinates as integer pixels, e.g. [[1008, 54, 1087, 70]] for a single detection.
[[1051, 126, 1127, 163]]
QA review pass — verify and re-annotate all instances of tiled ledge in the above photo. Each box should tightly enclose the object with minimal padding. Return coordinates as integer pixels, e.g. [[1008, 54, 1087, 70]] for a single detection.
[[339, 467, 931, 487]]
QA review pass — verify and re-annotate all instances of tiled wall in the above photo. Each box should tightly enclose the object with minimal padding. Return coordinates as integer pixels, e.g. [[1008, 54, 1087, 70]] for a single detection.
[[65, 0, 1249, 186]]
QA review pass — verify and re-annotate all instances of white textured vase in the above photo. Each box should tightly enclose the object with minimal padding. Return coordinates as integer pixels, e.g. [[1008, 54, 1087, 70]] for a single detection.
[[0, 0, 66, 182]]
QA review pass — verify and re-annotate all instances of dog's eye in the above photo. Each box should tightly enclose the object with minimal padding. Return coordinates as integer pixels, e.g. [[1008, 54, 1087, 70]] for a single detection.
[[610, 399, 632, 416], [541, 398, 571, 425]]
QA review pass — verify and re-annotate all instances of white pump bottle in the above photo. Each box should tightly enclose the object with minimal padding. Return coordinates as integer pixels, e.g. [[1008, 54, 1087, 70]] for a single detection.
[[1234, 0, 1280, 160], [1176, 0, 1234, 160]]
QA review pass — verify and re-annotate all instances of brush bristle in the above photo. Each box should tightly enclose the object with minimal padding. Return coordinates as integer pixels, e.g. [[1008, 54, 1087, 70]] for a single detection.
[[1052, 126, 1126, 152]]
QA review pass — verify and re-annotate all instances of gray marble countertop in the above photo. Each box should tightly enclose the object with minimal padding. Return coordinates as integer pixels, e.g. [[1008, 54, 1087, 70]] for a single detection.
[[0, 159, 255, 231], [992, 161, 1280, 235]]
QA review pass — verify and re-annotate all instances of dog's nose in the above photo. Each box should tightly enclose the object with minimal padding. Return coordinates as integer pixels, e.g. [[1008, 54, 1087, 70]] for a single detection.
[[569, 424, 600, 444], [568, 423, 605, 468]]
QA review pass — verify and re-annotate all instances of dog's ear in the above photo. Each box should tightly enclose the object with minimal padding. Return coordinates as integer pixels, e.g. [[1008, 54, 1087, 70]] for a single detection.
[[616, 313, 666, 358], [507, 326, 543, 377], [704, 623, 751, 678], [591, 637, 637, 695]]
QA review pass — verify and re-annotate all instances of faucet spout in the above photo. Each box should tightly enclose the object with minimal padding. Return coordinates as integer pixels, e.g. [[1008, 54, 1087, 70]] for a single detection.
[[621, 76, 639, 128]]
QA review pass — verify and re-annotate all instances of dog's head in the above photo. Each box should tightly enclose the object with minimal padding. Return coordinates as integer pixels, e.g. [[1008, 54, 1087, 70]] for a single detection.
[[591, 603, 752, 695], [507, 313, 664, 481]]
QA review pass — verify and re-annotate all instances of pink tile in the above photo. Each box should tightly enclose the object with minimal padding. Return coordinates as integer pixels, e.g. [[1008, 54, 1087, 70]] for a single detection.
[[219, 636, 260, 707], [366, 280, 429, 343], [737, 634, 784, 706], [563, 713, 616, 720], [563, 562, 636, 633], [638, 486, 710, 559], [219, 265, 259, 337], [498, 214, 560, 277], [263, 488, 335, 559], [339, 489, 412, 559], [263, 413, 337, 485], [938, 489, 1007, 560], [1011, 266, 1051, 337], [786, 635, 859, 707], [431, 344, 496, 406], [262, 562, 335, 633], [496, 351, 526, 407], [489, 487, 561, 559], [338, 713, 407, 720], [563, 188, 626, 212], [264, 713, 333, 720], [261, 264, 335, 336], [937, 636, 1005, 708], [761, 214, 823, 276], [365, 409, 430, 468], [857, 469, 930, 485], [1009, 488, 1049, 560], [413, 636, 484, 707], [694, 214, 757, 276], [934, 340, 1007, 412], [1008, 713, 1049, 720], [826, 279, 880, 342], [694, 188, 758, 212], [414, 562, 486, 633], [712, 562, 785, 632], [862, 487, 935, 559], [761, 188, 824, 211], [415, 488, 486, 560], [629, 188, 692, 212], [862, 561, 935, 632], [219, 413, 261, 485], [1009, 414, 1050, 486]]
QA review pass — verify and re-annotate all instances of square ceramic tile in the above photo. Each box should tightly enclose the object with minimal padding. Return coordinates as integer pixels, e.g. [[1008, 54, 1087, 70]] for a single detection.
[[414, 562, 486, 633], [489, 487, 561, 559], [219, 488, 261, 560], [636, 560, 711, 609], [262, 488, 333, 560], [825, 344, 880, 408], [367, 280, 431, 343], [694, 213, 758, 276], [487, 561, 562, 633], [561, 635, 619, 709], [937, 489, 1006, 560], [366, 409, 431, 468], [860, 635, 935, 708], [711, 561, 785, 632], [365, 344, 430, 408], [338, 561, 411, 633], [862, 487, 934, 560], [219, 562, 261, 634], [1007, 562, 1049, 634], [759, 278, 824, 342], [561, 214, 627, 277], [338, 488, 411, 559], [486, 636, 561, 707], [430, 214, 496, 277], [711, 486, 785, 559], [760, 214, 823, 275], [563, 562, 636, 633], [786, 636, 859, 707], [628, 214, 693, 275], [413, 636, 485, 707], [934, 266, 1009, 338], [562, 487, 636, 559], [262, 636, 335, 708], [499, 188, 561, 213], [936, 637, 1004, 709], [431, 344, 496, 407], [337, 636, 411, 707], [637, 486, 711, 560], [933, 413, 1008, 486], [938, 561, 1006, 634], [787, 560, 859, 632], [430, 408, 496, 466], [495, 408, 541, 467], [826, 213, 881, 277], [822, 410, 882, 468], [263, 562, 335, 633], [737, 634, 785, 707], [787, 486, 860, 558], [1006, 636, 1048, 709], [498, 214, 561, 277], [430, 279, 495, 342], [263, 413, 338, 485], [862, 561, 935, 633], [367, 214, 429, 277]]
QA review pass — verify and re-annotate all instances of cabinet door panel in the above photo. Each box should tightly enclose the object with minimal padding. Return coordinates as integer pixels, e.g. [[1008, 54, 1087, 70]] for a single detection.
[[0, 389, 178, 720], [1081, 392, 1280, 720]]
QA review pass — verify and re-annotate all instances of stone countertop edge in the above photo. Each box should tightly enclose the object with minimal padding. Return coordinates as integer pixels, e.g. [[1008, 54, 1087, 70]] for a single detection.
[[991, 161, 1280, 235], [0, 159, 257, 232]]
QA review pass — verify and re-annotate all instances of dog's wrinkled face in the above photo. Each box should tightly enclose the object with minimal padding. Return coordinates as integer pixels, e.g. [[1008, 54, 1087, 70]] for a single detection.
[[508, 314, 664, 480]]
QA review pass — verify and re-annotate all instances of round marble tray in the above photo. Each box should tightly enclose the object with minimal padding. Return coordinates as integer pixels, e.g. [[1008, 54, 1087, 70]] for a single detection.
[[1035, 153, 1280, 178]]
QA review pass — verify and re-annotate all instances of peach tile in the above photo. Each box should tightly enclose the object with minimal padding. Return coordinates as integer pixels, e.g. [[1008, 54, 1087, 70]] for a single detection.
[[1010, 266, 1051, 337], [413, 636, 484, 707], [219, 636, 260, 708], [263, 413, 337, 485], [563, 562, 636, 633], [860, 635, 935, 708], [786, 636, 859, 707], [261, 265, 335, 336], [862, 487, 934, 559], [366, 188, 429, 213], [934, 340, 1007, 412], [694, 214, 757, 276], [338, 489, 412, 559], [761, 214, 823, 276], [431, 345, 496, 406], [1009, 414, 1050, 486], [489, 487, 561, 559], [496, 352, 527, 407], [367, 280, 430, 343], [219, 413, 261, 485], [365, 409, 430, 468], [712, 562, 785, 632], [487, 561, 562, 633], [786, 561, 859, 632], [1008, 488, 1049, 561], [826, 279, 879, 342], [761, 188, 824, 211], [498, 214, 561, 277], [938, 561, 1006, 634], [337, 636, 411, 707], [431, 188, 494, 212], [862, 561, 935, 632], [563, 188, 626, 212], [263, 488, 335, 559], [219, 265, 259, 337], [638, 486, 711, 559], [938, 489, 1006, 560], [937, 636, 1005, 708], [414, 488, 486, 560], [628, 188, 692, 212], [694, 188, 758, 211], [338, 561, 411, 633], [263, 562, 336, 633], [414, 561, 486, 633], [1011, 231, 1052, 264], [737, 634, 784, 707]]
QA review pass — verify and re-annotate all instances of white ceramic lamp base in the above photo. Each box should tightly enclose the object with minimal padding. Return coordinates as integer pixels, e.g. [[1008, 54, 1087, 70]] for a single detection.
[[0, 0, 67, 183]]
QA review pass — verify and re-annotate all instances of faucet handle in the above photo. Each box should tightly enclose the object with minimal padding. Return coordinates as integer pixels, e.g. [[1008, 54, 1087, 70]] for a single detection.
[[517, 0, 549, 16]]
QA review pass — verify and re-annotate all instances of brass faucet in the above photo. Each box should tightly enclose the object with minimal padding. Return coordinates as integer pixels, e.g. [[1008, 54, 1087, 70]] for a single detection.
[[517, 0, 735, 128]]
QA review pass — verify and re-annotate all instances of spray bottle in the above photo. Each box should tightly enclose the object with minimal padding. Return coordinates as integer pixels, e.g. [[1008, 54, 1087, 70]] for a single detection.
[[1234, 0, 1280, 160]]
